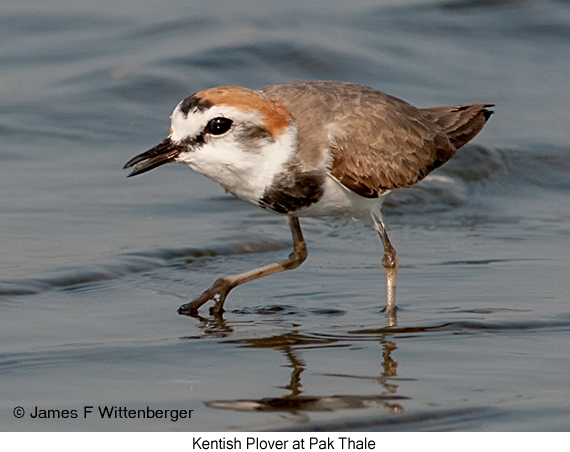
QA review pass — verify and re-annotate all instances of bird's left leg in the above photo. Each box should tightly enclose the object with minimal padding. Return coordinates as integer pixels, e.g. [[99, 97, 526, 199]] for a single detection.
[[178, 216, 307, 316], [372, 212, 398, 312]]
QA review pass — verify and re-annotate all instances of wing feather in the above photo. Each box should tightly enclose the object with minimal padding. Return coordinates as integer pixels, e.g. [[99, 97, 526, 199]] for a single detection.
[[260, 82, 491, 198]]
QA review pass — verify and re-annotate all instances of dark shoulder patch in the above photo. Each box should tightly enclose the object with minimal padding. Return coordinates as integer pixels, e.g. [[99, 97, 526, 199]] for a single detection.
[[260, 171, 325, 214], [179, 95, 213, 117]]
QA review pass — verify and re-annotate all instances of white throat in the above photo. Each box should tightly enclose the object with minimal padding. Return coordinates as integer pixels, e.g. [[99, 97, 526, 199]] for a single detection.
[[177, 124, 298, 205]]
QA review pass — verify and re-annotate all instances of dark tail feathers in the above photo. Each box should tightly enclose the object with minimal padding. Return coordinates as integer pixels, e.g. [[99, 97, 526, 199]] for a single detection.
[[423, 103, 494, 150]]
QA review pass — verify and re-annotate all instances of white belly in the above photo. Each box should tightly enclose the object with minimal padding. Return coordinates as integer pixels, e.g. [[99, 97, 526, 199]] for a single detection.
[[294, 175, 388, 219]]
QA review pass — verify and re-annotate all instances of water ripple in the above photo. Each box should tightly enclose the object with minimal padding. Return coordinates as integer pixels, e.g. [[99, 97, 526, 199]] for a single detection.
[[0, 239, 289, 298], [276, 406, 495, 431]]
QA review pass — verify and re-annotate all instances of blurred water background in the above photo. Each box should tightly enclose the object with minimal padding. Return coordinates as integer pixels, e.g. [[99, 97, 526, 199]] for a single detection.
[[1, 0, 570, 431]]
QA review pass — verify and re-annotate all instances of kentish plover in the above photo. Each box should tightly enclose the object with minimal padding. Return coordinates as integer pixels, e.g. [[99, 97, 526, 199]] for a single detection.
[[124, 81, 493, 316]]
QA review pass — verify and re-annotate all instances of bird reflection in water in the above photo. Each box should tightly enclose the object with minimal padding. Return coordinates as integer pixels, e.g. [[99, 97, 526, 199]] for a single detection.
[[184, 313, 407, 419]]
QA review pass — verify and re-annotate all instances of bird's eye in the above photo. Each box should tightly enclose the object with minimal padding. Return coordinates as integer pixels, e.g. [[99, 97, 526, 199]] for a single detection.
[[206, 117, 233, 135]]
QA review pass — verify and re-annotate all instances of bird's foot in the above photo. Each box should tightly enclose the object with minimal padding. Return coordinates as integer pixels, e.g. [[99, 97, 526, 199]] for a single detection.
[[382, 304, 398, 327], [177, 277, 233, 317]]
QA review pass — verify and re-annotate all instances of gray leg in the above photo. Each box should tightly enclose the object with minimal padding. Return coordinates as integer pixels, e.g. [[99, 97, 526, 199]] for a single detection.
[[178, 216, 307, 316], [372, 212, 398, 312]]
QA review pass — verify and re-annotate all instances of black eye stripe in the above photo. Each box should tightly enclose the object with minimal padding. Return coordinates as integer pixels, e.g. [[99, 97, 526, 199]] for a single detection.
[[181, 132, 205, 148], [206, 117, 233, 135]]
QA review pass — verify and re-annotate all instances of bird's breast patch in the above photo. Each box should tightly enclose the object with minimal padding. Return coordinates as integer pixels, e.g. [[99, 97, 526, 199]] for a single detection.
[[259, 171, 325, 214]]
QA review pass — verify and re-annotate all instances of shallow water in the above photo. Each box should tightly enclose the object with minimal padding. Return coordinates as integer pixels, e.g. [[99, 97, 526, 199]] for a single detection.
[[1, 0, 570, 431]]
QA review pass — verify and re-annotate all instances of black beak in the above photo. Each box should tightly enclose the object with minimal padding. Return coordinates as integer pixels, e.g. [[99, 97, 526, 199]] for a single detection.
[[123, 138, 183, 177]]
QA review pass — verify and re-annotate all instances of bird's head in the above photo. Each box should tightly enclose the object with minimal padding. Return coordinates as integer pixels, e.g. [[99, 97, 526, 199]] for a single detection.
[[123, 86, 296, 191]]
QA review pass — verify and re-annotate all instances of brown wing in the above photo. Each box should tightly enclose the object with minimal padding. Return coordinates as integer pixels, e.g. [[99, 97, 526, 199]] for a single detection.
[[260, 81, 492, 198]]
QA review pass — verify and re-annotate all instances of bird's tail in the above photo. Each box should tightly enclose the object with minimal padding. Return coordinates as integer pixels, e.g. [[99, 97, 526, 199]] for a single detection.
[[423, 103, 494, 150]]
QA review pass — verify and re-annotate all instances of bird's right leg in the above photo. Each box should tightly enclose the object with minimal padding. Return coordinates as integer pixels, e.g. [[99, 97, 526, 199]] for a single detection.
[[178, 216, 307, 316], [372, 212, 398, 313]]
